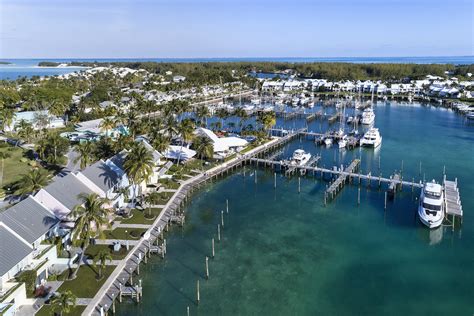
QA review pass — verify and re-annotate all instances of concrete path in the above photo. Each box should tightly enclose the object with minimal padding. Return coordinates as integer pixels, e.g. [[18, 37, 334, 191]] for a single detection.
[[116, 223, 152, 229], [95, 239, 139, 246], [85, 259, 123, 266], [76, 298, 93, 306]]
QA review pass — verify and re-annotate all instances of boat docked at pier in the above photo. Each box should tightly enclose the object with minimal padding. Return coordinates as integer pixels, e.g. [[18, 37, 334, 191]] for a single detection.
[[361, 107, 375, 125], [360, 127, 382, 148], [290, 149, 312, 166], [418, 180, 445, 229]]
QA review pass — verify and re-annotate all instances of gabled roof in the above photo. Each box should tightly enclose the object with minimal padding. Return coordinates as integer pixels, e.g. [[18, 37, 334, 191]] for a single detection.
[[43, 174, 95, 210], [81, 160, 120, 193], [0, 225, 33, 276], [0, 196, 58, 244]]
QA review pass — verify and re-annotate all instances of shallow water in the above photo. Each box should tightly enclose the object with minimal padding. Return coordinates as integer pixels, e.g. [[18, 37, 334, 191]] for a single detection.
[[116, 101, 474, 315]]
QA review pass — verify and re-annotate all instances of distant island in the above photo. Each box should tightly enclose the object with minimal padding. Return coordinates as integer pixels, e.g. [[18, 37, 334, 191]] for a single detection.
[[38, 61, 61, 67], [0, 61, 13, 65]]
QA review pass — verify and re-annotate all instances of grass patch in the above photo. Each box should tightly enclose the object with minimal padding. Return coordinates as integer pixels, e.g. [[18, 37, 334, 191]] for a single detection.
[[36, 305, 86, 316], [56, 265, 116, 298], [158, 178, 180, 190], [120, 208, 163, 224], [0, 144, 43, 189], [103, 228, 147, 240], [85, 244, 130, 260]]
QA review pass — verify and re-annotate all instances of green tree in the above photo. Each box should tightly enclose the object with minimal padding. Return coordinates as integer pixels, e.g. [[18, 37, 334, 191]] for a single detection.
[[100, 117, 115, 138], [70, 193, 110, 279], [176, 118, 195, 165], [92, 249, 112, 280], [37, 132, 70, 165], [14, 168, 50, 197], [74, 142, 95, 169], [123, 143, 154, 204], [50, 290, 77, 316], [193, 136, 214, 160], [0, 107, 15, 132], [143, 191, 160, 218]]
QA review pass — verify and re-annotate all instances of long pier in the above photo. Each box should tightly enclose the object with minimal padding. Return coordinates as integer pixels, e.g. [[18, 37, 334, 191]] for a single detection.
[[85, 129, 304, 315], [444, 178, 463, 230]]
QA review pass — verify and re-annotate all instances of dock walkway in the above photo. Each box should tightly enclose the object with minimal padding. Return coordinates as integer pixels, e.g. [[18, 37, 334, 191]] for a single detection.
[[326, 159, 360, 199], [444, 178, 463, 229]]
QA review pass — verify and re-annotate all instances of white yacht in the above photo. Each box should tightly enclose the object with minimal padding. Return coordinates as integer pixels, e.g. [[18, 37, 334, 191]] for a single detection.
[[324, 137, 333, 146], [418, 180, 445, 229], [360, 127, 382, 148], [290, 149, 312, 166], [361, 107, 375, 125]]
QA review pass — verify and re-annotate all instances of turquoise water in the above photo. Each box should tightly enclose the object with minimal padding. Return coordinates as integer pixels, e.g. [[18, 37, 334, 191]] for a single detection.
[[116, 101, 474, 315], [1, 56, 473, 80]]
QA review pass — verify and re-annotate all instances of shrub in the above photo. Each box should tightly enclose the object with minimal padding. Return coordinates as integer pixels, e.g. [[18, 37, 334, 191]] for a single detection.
[[16, 270, 37, 294]]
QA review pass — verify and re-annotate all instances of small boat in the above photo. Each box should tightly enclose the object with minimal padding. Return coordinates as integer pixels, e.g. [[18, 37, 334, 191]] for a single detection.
[[290, 149, 311, 166], [291, 97, 300, 107], [466, 112, 474, 120], [250, 98, 261, 105], [346, 116, 354, 124], [360, 127, 382, 148], [324, 137, 333, 146], [418, 180, 445, 229], [338, 135, 347, 149], [361, 107, 375, 125]]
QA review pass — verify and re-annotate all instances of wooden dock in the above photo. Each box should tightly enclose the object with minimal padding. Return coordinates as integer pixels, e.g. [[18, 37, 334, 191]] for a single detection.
[[444, 178, 463, 229], [325, 159, 360, 200]]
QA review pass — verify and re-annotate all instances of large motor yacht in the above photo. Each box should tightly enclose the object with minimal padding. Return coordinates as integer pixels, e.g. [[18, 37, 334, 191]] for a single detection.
[[418, 180, 445, 229], [361, 107, 375, 125], [290, 149, 311, 166], [360, 127, 382, 148]]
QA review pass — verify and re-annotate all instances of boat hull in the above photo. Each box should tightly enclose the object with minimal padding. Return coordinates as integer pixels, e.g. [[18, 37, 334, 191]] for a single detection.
[[418, 206, 444, 229]]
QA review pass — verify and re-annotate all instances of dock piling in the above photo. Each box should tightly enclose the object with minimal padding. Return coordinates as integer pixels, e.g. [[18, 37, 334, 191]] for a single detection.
[[384, 192, 387, 210], [358, 187, 361, 205], [211, 238, 215, 258], [217, 224, 221, 241], [205, 256, 209, 279], [221, 210, 224, 228], [196, 280, 200, 305]]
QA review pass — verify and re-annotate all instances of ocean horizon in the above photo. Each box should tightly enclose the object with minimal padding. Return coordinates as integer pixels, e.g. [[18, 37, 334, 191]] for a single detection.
[[1, 56, 473, 80]]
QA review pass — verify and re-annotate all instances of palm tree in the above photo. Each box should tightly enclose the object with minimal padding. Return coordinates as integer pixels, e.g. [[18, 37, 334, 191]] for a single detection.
[[215, 108, 229, 129], [14, 168, 50, 196], [123, 143, 154, 205], [0, 107, 16, 132], [16, 120, 34, 143], [0, 152, 11, 187], [92, 249, 112, 280], [176, 119, 195, 165], [151, 133, 171, 155], [70, 193, 110, 279], [100, 117, 115, 138], [74, 142, 95, 169], [234, 107, 249, 132], [50, 290, 77, 316], [143, 191, 160, 218], [195, 105, 210, 127], [193, 136, 214, 160]]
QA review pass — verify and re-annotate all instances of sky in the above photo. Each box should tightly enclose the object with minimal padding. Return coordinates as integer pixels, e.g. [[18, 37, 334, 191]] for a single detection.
[[0, 0, 473, 58]]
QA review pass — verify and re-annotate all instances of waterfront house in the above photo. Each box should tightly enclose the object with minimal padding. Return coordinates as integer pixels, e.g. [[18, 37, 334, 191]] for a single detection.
[[75, 161, 126, 209], [194, 127, 248, 158], [0, 196, 60, 313]]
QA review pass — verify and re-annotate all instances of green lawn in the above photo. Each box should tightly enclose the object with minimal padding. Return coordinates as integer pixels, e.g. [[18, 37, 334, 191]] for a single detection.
[[85, 244, 130, 260], [120, 208, 163, 224], [158, 178, 180, 190], [36, 305, 86, 316], [56, 265, 116, 298], [0, 144, 41, 190], [104, 228, 148, 240]]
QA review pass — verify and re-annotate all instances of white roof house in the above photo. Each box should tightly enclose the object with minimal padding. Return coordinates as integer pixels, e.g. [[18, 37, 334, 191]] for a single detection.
[[164, 146, 196, 161], [194, 128, 248, 157], [5, 110, 65, 132]]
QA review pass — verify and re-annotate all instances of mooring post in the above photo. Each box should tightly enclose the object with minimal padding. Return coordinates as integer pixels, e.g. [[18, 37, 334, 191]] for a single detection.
[[384, 192, 387, 210], [129, 267, 133, 285], [205, 256, 209, 279], [112, 293, 116, 313], [221, 210, 224, 227], [187, 306, 190, 316], [196, 280, 200, 305], [119, 283, 122, 303], [255, 169, 257, 184], [226, 199, 229, 213], [274, 172, 277, 188], [211, 238, 215, 258], [217, 224, 221, 241], [358, 187, 361, 205], [298, 177, 301, 193]]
